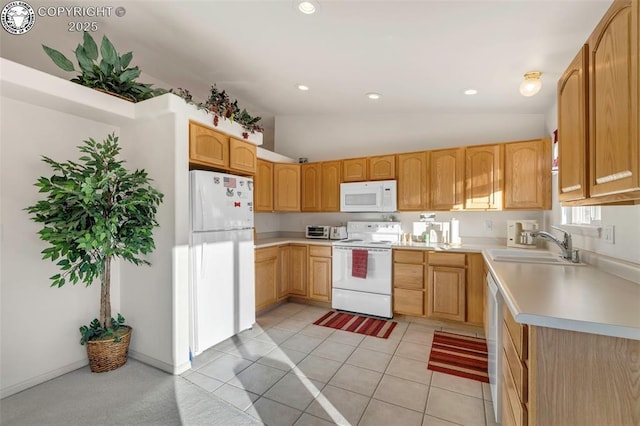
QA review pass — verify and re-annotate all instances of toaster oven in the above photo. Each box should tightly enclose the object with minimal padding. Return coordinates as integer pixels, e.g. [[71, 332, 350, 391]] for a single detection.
[[305, 225, 331, 239]]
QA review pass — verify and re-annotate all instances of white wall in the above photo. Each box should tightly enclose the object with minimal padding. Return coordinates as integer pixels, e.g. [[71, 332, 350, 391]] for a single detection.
[[275, 113, 545, 161], [0, 97, 120, 398]]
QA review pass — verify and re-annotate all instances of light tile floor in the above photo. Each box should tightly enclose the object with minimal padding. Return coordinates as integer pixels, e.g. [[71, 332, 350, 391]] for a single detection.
[[183, 302, 497, 426]]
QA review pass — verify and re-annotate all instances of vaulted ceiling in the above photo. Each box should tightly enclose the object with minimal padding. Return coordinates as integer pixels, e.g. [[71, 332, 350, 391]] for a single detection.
[[1, 0, 613, 121]]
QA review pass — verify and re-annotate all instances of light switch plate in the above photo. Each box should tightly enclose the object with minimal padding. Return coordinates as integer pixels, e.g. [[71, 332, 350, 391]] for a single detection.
[[603, 225, 615, 244]]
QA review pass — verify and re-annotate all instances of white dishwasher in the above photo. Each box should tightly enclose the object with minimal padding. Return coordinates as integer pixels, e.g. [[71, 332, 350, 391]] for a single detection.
[[487, 271, 503, 423]]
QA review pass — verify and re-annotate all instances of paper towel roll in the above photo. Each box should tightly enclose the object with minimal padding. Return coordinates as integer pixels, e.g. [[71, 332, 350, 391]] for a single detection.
[[450, 218, 461, 245]]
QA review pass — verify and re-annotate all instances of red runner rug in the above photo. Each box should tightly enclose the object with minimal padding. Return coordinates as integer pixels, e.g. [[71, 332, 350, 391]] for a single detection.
[[313, 311, 397, 339], [427, 331, 489, 383]]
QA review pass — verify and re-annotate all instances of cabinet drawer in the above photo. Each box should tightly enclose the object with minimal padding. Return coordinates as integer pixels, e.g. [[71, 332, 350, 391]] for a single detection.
[[309, 245, 331, 257], [255, 246, 279, 262], [393, 249, 424, 264], [503, 355, 528, 426], [393, 288, 424, 316], [393, 263, 424, 289], [428, 252, 466, 267], [503, 305, 528, 360], [503, 323, 528, 402], [501, 377, 519, 426]]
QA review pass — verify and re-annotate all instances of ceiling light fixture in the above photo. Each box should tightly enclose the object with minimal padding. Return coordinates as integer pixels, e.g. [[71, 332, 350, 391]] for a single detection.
[[464, 89, 478, 95], [297, 84, 309, 91], [366, 92, 381, 100], [297, 1, 318, 14], [519, 71, 543, 97]]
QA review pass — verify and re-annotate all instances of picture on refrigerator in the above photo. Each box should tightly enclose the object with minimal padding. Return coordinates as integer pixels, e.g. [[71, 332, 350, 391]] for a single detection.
[[189, 170, 256, 356]]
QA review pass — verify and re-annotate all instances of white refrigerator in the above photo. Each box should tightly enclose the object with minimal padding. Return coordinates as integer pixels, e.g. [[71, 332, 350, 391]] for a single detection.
[[190, 170, 255, 356]]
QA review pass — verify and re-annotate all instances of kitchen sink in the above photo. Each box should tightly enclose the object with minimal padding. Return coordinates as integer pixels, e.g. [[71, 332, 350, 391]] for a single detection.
[[488, 249, 584, 266]]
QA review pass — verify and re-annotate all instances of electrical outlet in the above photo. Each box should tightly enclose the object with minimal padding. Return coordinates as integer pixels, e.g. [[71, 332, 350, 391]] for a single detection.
[[485, 220, 493, 231], [603, 225, 615, 244]]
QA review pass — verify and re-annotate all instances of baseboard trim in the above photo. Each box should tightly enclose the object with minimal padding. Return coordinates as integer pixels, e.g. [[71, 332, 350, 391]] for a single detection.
[[128, 350, 189, 375], [1, 359, 87, 400]]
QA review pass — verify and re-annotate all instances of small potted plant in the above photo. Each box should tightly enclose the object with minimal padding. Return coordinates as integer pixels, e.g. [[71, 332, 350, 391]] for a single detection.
[[43, 32, 165, 102], [25, 133, 163, 372]]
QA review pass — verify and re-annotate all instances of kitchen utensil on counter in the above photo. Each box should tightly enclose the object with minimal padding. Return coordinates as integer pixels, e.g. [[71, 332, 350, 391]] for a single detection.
[[507, 220, 539, 248]]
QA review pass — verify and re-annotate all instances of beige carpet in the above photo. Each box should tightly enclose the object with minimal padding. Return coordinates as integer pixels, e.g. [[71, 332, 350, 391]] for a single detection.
[[0, 359, 260, 425]]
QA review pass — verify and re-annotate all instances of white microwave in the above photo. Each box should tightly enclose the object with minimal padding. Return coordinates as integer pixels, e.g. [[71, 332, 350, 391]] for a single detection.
[[340, 180, 397, 212]]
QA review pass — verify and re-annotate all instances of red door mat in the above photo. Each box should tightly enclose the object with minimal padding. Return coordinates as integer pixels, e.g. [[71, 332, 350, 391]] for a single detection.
[[427, 331, 489, 383], [314, 311, 397, 339]]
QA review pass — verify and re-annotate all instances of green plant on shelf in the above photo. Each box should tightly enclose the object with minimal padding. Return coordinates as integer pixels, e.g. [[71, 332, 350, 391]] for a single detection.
[[43, 32, 166, 102]]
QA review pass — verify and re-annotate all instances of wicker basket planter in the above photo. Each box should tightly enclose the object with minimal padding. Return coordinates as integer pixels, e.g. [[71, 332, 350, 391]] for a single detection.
[[86, 326, 132, 373]]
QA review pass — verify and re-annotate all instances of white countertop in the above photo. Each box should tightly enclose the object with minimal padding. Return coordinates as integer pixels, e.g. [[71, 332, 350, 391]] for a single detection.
[[255, 237, 335, 248], [484, 253, 640, 340]]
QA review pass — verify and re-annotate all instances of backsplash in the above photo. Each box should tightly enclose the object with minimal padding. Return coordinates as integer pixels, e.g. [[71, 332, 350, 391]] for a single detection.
[[255, 210, 544, 241]]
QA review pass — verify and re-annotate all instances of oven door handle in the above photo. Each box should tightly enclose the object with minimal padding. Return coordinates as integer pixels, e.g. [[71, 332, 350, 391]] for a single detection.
[[333, 247, 390, 253]]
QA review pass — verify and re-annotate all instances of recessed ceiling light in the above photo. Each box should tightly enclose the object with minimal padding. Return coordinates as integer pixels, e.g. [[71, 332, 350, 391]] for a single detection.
[[297, 84, 309, 91], [297, 1, 318, 14], [464, 89, 478, 95], [366, 92, 381, 100]]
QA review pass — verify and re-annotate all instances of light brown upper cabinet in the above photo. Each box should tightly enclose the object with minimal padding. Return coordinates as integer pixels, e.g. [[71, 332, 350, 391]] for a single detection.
[[255, 159, 273, 212], [189, 121, 229, 169], [558, 46, 589, 202], [321, 161, 342, 212], [397, 152, 429, 211], [273, 163, 301, 212], [229, 138, 257, 174], [588, 0, 639, 199], [504, 139, 551, 210], [465, 144, 503, 210], [301, 163, 322, 212], [368, 155, 396, 180], [342, 158, 368, 182], [430, 148, 465, 210]]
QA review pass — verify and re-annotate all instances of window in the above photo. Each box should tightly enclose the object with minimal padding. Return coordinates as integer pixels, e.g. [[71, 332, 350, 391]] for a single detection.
[[561, 206, 601, 225]]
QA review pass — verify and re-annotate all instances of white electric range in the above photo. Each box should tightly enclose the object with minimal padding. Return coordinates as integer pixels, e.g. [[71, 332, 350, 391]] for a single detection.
[[331, 221, 402, 318]]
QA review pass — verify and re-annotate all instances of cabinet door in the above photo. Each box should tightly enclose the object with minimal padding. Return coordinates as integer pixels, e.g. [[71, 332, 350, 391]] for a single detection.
[[588, 0, 639, 197], [427, 265, 466, 322], [255, 159, 273, 212], [430, 148, 465, 210], [321, 161, 341, 212], [255, 247, 278, 311], [278, 245, 291, 300], [289, 245, 308, 297], [466, 253, 484, 325], [301, 163, 322, 212], [273, 164, 301, 212], [504, 139, 551, 210], [309, 256, 332, 302], [394, 288, 425, 316], [558, 46, 589, 202], [343, 158, 368, 182], [189, 121, 228, 168], [229, 138, 257, 174], [368, 155, 396, 180], [465, 145, 503, 210], [397, 152, 429, 211]]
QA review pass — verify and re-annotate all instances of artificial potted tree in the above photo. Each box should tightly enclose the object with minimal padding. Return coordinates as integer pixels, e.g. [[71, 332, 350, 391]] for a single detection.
[[26, 133, 163, 372]]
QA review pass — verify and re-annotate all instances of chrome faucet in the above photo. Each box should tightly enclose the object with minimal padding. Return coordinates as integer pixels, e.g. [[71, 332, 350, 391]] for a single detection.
[[531, 226, 574, 261]]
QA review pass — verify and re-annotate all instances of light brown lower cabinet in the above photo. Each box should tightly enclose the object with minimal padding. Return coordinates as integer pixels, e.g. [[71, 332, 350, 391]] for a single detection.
[[255, 243, 331, 310], [392, 250, 483, 325], [392, 250, 426, 316], [288, 244, 308, 297], [308, 246, 332, 302], [502, 304, 640, 426], [255, 247, 279, 311]]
